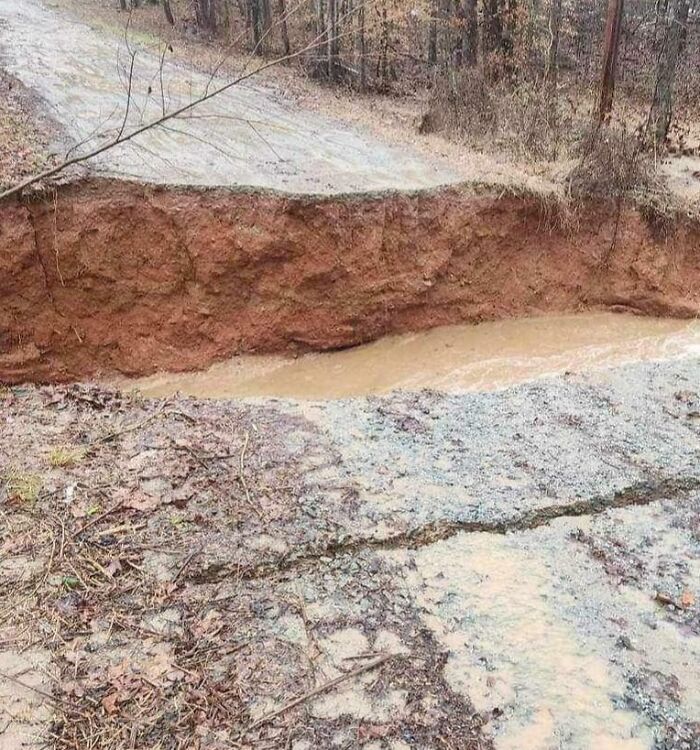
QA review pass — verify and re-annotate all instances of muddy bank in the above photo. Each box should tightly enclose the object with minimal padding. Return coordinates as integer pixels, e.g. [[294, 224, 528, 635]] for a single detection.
[[1, 179, 700, 383]]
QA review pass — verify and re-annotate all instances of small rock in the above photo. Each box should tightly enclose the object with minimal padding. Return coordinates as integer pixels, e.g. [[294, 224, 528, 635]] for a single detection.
[[616, 635, 634, 650]]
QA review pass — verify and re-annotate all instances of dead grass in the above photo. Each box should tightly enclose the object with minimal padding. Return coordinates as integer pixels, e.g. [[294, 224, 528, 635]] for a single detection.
[[2, 468, 42, 503], [48, 446, 88, 468], [428, 69, 571, 163], [567, 124, 658, 201]]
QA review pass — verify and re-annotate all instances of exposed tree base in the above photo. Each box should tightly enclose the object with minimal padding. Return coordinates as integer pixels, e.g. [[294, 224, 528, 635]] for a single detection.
[[1, 179, 699, 384]]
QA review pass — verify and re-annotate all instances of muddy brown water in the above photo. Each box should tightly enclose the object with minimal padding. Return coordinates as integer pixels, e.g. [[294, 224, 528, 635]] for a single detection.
[[116, 313, 700, 400]]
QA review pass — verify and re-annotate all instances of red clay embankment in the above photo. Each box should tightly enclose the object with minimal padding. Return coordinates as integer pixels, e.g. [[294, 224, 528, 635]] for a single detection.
[[1, 179, 699, 383]]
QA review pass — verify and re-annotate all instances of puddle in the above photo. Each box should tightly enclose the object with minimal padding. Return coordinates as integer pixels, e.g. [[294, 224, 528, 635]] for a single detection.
[[117, 313, 700, 400], [412, 534, 655, 750]]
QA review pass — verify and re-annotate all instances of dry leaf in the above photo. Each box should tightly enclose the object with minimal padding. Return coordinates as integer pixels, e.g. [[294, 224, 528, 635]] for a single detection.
[[124, 491, 161, 511], [105, 559, 122, 578], [680, 590, 695, 609], [102, 692, 120, 715], [358, 723, 393, 740]]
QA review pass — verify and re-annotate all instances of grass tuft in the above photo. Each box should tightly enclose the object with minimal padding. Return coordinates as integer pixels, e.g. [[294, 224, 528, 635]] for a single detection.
[[49, 445, 88, 468], [3, 469, 42, 502]]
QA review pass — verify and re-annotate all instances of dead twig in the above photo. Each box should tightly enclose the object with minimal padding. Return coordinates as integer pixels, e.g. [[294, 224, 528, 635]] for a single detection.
[[97, 404, 167, 444], [173, 547, 201, 584], [73, 501, 123, 538], [245, 654, 392, 733], [0, 668, 92, 715], [238, 430, 265, 522]]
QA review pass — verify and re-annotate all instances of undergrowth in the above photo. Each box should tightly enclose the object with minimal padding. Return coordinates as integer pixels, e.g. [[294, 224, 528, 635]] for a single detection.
[[427, 68, 572, 162]]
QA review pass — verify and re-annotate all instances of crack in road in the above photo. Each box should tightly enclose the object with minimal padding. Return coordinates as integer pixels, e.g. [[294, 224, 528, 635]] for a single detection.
[[191, 474, 700, 584]]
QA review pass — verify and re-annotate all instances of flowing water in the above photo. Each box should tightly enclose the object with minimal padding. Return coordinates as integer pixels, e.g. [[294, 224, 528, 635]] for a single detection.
[[118, 313, 700, 400]]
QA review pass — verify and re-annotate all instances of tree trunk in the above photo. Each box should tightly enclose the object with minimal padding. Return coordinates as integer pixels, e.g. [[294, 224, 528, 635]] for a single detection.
[[379, 1, 389, 89], [503, 0, 518, 57], [316, 0, 325, 38], [597, 0, 625, 124], [462, 0, 478, 66], [654, 0, 669, 45], [119, 0, 127, 9], [647, 0, 690, 145], [545, 0, 562, 88], [525, 0, 540, 56], [162, 0, 175, 25], [262, 0, 272, 36], [249, 0, 263, 49], [206, 0, 216, 31], [277, 0, 290, 57], [483, 0, 503, 56], [428, 0, 438, 64], [327, 0, 338, 79], [195, 0, 217, 32], [359, 3, 367, 89]]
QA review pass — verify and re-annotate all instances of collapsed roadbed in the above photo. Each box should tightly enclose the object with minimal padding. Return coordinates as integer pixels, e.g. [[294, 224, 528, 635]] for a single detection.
[[1, 359, 699, 748], [2, 179, 700, 383]]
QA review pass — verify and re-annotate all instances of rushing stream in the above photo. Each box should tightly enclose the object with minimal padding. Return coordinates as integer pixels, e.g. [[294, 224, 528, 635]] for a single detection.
[[117, 313, 700, 400]]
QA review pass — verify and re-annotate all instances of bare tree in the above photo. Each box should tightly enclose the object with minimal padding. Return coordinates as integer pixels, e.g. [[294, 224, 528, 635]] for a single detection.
[[327, 0, 339, 79], [358, 1, 367, 89], [428, 0, 438, 64], [249, 0, 264, 48], [277, 0, 291, 57], [162, 0, 175, 26], [647, 0, 690, 145], [483, 0, 504, 56], [461, 0, 478, 67], [545, 0, 562, 89], [195, 0, 217, 32], [598, 0, 625, 124]]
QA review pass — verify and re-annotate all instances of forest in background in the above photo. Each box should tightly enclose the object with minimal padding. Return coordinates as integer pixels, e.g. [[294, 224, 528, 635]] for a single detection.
[[118, 0, 699, 160]]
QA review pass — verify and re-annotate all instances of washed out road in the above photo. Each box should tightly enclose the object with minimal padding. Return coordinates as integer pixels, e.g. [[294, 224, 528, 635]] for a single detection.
[[0, 0, 459, 194]]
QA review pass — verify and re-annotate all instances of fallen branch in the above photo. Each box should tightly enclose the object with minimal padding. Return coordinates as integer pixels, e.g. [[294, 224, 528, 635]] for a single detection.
[[173, 546, 201, 583], [72, 500, 123, 538], [245, 653, 392, 733], [238, 429, 266, 522]]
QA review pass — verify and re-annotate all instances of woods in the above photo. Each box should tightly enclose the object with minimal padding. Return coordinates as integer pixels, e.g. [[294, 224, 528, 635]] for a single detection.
[[132, 0, 698, 158]]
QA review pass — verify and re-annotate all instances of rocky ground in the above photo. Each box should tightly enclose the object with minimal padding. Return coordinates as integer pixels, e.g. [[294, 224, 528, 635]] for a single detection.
[[1, 358, 699, 749]]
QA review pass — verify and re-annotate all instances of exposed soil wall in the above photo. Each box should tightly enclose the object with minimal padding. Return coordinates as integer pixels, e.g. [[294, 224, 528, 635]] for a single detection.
[[1, 179, 699, 383]]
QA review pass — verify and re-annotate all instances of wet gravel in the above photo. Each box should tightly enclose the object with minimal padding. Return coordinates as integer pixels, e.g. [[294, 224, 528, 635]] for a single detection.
[[1, 358, 699, 748]]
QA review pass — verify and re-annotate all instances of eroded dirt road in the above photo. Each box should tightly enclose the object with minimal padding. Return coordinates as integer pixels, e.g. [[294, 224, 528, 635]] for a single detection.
[[2, 359, 699, 749], [1, 3, 699, 749], [0, 0, 458, 194]]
